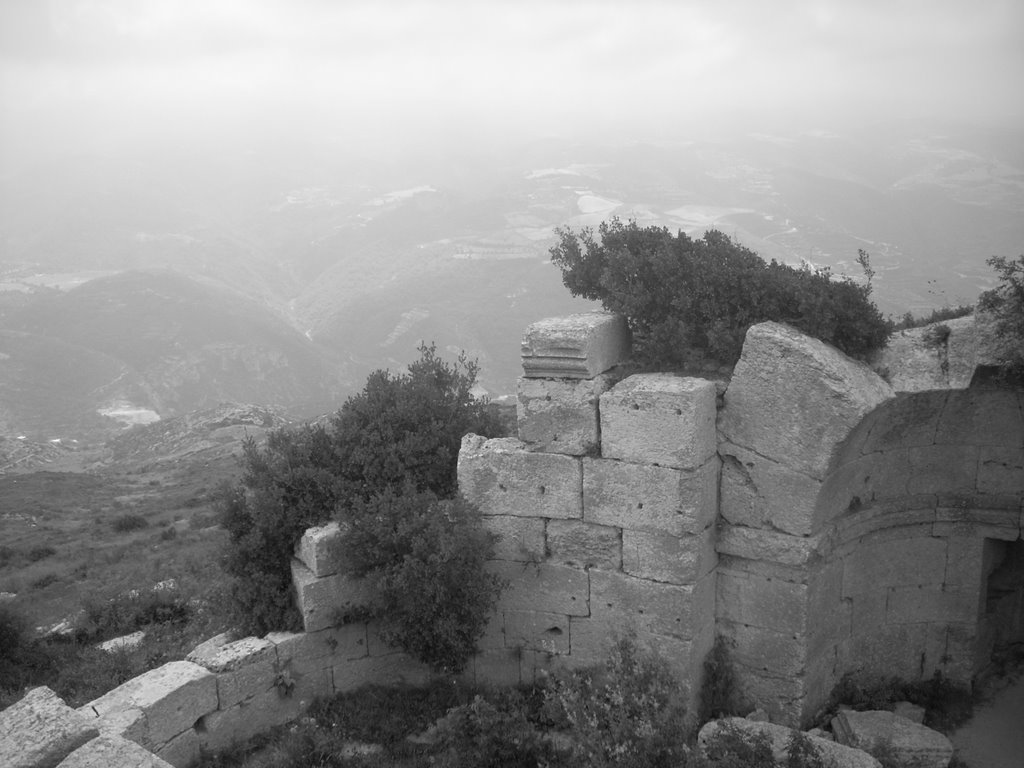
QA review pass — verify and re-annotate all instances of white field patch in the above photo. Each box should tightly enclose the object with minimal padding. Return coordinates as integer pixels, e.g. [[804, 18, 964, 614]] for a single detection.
[[99, 404, 161, 427], [664, 205, 753, 231], [577, 194, 621, 215]]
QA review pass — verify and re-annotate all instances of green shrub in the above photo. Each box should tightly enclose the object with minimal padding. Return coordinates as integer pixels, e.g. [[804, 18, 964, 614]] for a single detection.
[[784, 731, 824, 768], [549, 219, 891, 368], [111, 513, 148, 532], [698, 635, 747, 724], [690, 721, 775, 768], [338, 489, 504, 673], [219, 343, 506, 637], [543, 636, 689, 768], [977, 253, 1024, 378], [433, 692, 558, 768], [80, 588, 192, 641]]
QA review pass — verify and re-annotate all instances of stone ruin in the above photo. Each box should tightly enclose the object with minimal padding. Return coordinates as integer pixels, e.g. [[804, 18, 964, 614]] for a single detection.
[[3, 312, 1022, 767]]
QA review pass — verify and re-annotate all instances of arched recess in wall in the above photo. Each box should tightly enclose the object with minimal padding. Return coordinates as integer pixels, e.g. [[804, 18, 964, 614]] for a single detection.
[[806, 384, 1024, 707]]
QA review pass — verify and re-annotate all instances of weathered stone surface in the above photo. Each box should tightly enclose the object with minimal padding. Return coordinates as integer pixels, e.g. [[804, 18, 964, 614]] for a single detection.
[[721, 621, 806, 677], [886, 585, 980, 625], [332, 653, 433, 692], [589, 568, 712, 640], [717, 525, 820, 566], [458, 436, 582, 519], [268, 624, 368, 667], [295, 522, 344, 578], [699, 718, 882, 768], [622, 527, 716, 585], [832, 710, 953, 768], [291, 558, 372, 633], [719, 444, 821, 535], [840, 623, 949, 682], [933, 504, 1020, 541], [546, 519, 621, 570], [196, 687, 303, 754], [842, 537, 948, 597], [516, 374, 616, 455], [977, 446, 1024, 496], [488, 561, 589, 616], [717, 568, 808, 634], [721, 322, 894, 480], [471, 648, 523, 688], [97, 631, 146, 653], [0, 687, 99, 768], [520, 313, 630, 379], [56, 733, 172, 768], [892, 701, 926, 724], [583, 457, 717, 535], [155, 728, 200, 767], [504, 610, 570, 654], [600, 374, 717, 469], [83, 661, 217, 748], [906, 444, 979, 496], [186, 634, 278, 709], [484, 514, 547, 562]]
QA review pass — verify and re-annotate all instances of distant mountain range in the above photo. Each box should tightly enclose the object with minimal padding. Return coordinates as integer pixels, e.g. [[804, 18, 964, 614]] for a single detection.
[[1, 120, 1021, 446]]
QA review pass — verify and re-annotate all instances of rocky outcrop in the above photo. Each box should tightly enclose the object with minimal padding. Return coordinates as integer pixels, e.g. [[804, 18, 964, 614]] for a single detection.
[[698, 717, 882, 767]]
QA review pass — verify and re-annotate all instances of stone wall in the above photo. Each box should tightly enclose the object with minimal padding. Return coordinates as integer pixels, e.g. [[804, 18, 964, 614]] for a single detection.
[[7, 311, 1020, 767]]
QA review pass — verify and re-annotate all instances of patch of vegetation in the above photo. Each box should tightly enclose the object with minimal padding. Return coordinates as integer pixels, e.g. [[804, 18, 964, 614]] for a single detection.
[[691, 721, 775, 768], [549, 219, 890, 368], [977, 253, 1024, 378], [816, 671, 974, 733], [338, 489, 504, 673], [219, 343, 506, 640], [110, 512, 149, 532], [697, 635, 747, 724]]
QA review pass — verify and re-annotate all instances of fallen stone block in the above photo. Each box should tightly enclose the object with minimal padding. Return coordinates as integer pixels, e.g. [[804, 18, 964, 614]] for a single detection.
[[56, 733, 172, 768], [832, 709, 953, 768], [600, 374, 717, 469], [82, 660, 217, 749], [96, 631, 146, 653], [457, 435, 582, 519], [516, 374, 616, 455], [721, 322, 893, 480], [699, 717, 881, 768], [295, 522, 345, 577], [520, 313, 630, 379], [0, 687, 99, 768]]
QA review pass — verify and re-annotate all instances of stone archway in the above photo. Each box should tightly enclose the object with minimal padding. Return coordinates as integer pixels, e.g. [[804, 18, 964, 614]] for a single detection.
[[717, 321, 1023, 725]]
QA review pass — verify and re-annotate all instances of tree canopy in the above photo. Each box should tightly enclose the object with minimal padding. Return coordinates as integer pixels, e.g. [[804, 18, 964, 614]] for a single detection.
[[549, 218, 891, 368]]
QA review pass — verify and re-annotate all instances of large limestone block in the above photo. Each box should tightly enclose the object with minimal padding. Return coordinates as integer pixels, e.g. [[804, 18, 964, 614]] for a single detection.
[[583, 457, 718, 535], [0, 687, 99, 768], [197, 687, 304, 755], [721, 322, 894, 480], [186, 633, 278, 709], [520, 313, 630, 379], [720, 621, 806, 677], [885, 585, 980, 625], [719, 444, 821, 535], [842, 536, 948, 597], [600, 374, 717, 469], [154, 728, 199, 768], [546, 519, 622, 570], [488, 560, 589, 616], [458, 435, 582, 519], [716, 525, 820, 566], [699, 718, 882, 768], [516, 374, 616, 455], [589, 568, 714, 640], [483, 514, 546, 562], [83, 661, 217, 749], [295, 522, 344, 578], [291, 558, 372, 633], [268, 625, 369, 668], [832, 710, 953, 768], [622, 527, 716, 585], [716, 568, 808, 634], [56, 733, 172, 768]]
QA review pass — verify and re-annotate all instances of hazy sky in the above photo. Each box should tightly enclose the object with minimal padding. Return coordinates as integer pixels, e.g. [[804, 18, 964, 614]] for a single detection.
[[2, 0, 1023, 159]]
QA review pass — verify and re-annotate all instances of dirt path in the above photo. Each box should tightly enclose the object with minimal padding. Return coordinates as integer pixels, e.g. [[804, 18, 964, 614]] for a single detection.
[[950, 674, 1024, 768]]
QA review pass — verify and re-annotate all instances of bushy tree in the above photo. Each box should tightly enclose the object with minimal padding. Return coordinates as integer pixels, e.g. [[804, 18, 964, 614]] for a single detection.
[[549, 218, 891, 368], [977, 254, 1024, 377], [219, 343, 506, 637], [339, 488, 505, 673]]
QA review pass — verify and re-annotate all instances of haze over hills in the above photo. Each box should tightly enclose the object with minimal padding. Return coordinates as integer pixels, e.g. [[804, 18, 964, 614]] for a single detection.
[[1, 121, 1023, 448]]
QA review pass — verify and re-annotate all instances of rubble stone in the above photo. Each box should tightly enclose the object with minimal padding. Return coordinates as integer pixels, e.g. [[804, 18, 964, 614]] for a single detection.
[[520, 312, 630, 379]]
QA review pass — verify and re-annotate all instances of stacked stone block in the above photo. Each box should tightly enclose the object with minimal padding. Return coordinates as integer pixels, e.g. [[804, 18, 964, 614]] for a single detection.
[[459, 314, 721, 702]]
